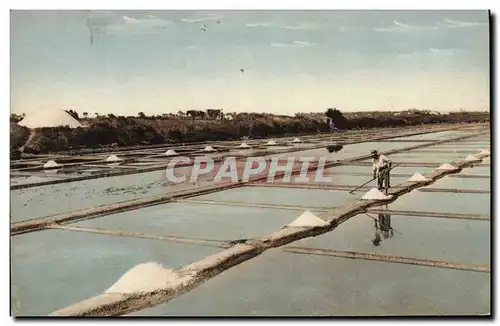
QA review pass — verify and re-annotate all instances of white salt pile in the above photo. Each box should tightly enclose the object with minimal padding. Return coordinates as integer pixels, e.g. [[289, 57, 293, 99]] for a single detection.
[[287, 211, 329, 227], [238, 142, 251, 149], [203, 146, 216, 152], [164, 149, 178, 156], [407, 173, 429, 182], [18, 109, 82, 129], [291, 138, 302, 143], [479, 149, 490, 156], [266, 140, 277, 146], [361, 188, 393, 200], [436, 163, 456, 170], [464, 154, 481, 162], [105, 154, 123, 162], [105, 262, 192, 294], [43, 160, 60, 169]]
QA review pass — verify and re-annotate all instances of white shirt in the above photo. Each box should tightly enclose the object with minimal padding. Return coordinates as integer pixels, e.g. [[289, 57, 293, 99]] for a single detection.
[[372, 154, 391, 172]]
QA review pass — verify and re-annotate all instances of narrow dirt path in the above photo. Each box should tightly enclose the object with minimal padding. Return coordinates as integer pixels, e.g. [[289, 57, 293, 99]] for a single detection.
[[19, 130, 37, 153]]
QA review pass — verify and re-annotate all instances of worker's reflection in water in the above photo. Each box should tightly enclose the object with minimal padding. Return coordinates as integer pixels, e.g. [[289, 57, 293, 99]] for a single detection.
[[372, 205, 393, 247]]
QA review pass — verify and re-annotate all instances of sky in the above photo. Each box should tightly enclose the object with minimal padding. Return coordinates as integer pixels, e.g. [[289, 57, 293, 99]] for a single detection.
[[10, 10, 490, 115]]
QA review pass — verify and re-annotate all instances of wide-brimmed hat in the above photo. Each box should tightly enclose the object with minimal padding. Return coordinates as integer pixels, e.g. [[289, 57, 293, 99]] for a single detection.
[[371, 150, 379, 156]]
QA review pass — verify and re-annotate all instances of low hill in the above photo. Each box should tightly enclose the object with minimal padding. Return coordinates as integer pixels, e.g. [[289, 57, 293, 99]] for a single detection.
[[10, 110, 490, 155]]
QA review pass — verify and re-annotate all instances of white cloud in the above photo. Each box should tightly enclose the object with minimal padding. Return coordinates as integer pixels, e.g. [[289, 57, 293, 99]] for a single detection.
[[374, 20, 437, 33], [246, 21, 319, 30], [95, 14, 172, 34], [270, 41, 317, 48], [393, 20, 411, 28], [181, 13, 220, 23], [398, 48, 457, 58], [443, 18, 487, 28], [246, 22, 279, 28], [375, 18, 487, 33], [429, 48, 456, 56], [122, 15, 141, 23], [280, 22, 319, 30]]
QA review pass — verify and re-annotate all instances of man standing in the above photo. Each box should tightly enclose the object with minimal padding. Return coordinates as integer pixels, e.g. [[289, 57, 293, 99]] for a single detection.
[[371, 150, 392, 193]]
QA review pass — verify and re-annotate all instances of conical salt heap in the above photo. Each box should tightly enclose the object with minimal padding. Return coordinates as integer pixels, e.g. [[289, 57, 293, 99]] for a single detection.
[[479, 149, 490, 156], [105, 262, 192, 294], [291, 138, 302, 143], [238, 142, 251, 149], [43, 160, 60, 169], [105, 154, 123, 162], [361, 188, 393, 200], [203, 146, 216, 152], [436, 163, 456, 170], [287, 211, 329, 227], [266, 140, 277, 146], [164, 149, 178, 156], [464, 154, 481, 162], [407, 173, 429, 182]]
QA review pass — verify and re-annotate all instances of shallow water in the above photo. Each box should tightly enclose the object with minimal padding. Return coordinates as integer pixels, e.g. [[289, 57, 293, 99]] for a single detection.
[[269, 141, 430, 161], [428, 175, 490, 191], [391, 130, 466, 141], [11, 229, 221, 316], [194, 186, 359, 208], [10, 168, 215, 222], [388, 191, 490, 216], [459, 166, 491, 176], [326, 165, 435, 176], [72, 204, 323, 241], [130, 249, 490, 316], [291, 214, 490, 265]]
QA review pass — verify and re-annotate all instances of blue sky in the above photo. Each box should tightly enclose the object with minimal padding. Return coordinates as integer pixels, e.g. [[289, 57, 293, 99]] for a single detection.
[[10, 10, 489, 115]]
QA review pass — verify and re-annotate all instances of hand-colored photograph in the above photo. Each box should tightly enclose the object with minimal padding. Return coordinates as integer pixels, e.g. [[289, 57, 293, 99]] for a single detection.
[[10, 9, 491, 317]]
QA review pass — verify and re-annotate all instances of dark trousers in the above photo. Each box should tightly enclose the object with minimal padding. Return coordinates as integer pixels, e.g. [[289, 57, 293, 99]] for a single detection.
[[377, 166, 390, 192]]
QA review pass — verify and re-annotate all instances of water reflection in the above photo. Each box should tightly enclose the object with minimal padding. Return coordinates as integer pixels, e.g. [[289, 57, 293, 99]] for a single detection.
[[369, 206, 395, 247], [326, 144, 343, 153]]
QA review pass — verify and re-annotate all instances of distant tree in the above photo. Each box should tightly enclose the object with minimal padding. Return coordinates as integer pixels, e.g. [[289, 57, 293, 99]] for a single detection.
[[83, 112, 88, 118], [65, 109, 79, 120], [108, 113, 116, 119], [325, 108, 348, 129], [138, 112, 146, 118], [94, 112, 99, 118], [10, 113, 23, 123]]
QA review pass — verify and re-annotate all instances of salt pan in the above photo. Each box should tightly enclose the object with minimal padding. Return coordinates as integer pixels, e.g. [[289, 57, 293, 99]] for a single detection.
[[287, 211, 329, 227], [105, 262, 192, 294], [361, 188, 393, 200], [407, 173, 429, 182]]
